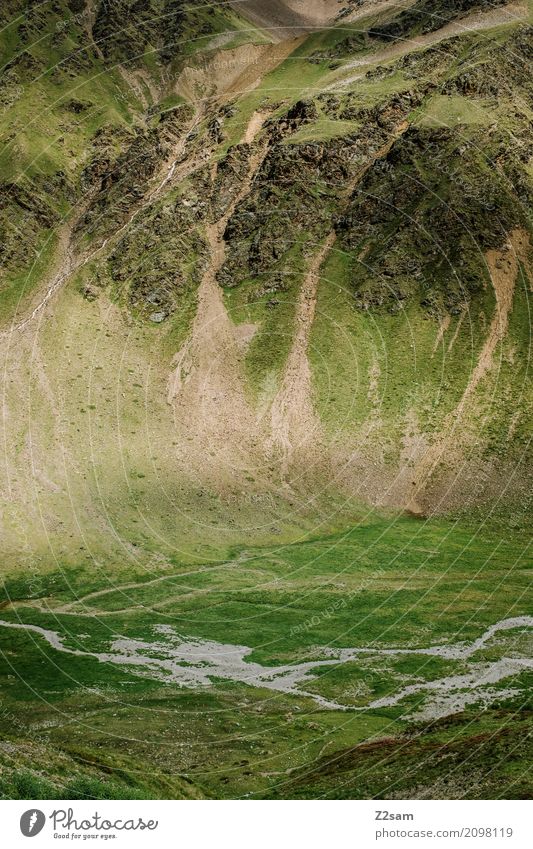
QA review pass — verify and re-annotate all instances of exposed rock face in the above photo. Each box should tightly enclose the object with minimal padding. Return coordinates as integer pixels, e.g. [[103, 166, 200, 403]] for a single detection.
[[210, 145, 257, 222], [0, 0, 209, 285], [336, 124, 527, 314], [107, 187, 208, 320], [78, 105, 194, 240], [217, 94, 423, 293], [93, 0, 189, 64], [218, 138, 348, 288]]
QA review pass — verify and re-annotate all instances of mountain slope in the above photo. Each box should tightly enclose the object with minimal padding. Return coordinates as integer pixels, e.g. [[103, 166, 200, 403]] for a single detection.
[[0, 0, 531, 804], [0, 1, 531, 568]]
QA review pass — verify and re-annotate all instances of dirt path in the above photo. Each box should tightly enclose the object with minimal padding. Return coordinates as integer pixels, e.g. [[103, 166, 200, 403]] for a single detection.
[[1, 110, 203, 338], [457, 228, 530, 409], [269, 121, 410, 472], [50, 560, 247, 613], [406, 228, 531, 510], [332, 2, 528, 89]]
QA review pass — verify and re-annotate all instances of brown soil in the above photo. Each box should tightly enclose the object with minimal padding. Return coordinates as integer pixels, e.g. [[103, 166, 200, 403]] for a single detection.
[[243, 110, 271, 144], [3, 6, 530, 519], [0, 203, 85, 339], [3, 110, 202, 338], [230, 0, 339, 41], [176, 39, 304, 104], [269, 232, 337, 473], [431, 314, 451, 356], [343, 0, 417, 23], [0, 24, 301, 342], [459, 228, 530, 406], [118, 66, 160, 109], [167, 141, 271, 484]]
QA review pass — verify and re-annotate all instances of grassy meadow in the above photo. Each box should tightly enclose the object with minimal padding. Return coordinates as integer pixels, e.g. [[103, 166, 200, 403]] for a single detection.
[[0, 512, 530, 799]]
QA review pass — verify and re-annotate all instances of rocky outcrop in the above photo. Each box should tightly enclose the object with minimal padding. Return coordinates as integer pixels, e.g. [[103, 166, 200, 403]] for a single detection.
[[107, 187, 208, 321], [93, 0, 188, 64], [77, 104, 194, 240], [217, 93, 424, 294], [336, 124, 525, 314], [369, 0, 508, 41]]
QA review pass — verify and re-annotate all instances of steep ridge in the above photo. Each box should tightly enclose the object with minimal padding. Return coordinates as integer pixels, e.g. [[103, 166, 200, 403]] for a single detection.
[[1, 108, 201, 336], [331, 0, 528, 89], [175, 38, 305, 103], [405, 228, 531, 513]]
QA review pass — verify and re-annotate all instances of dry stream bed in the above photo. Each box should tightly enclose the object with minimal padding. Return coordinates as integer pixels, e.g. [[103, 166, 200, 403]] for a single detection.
[[0, 615, 530, 721]]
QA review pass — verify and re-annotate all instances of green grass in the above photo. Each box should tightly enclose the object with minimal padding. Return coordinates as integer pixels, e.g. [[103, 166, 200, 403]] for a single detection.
[[0, 228, 59, 323], [223, 237, 310, 401], [179, 5, 270, 56], [308, 247, 495, 454], [413, 94, 494, 128], [0, 512, 530, 799], [219, 44, 343, 151], [284, 118, 360, 144], [0, 0, 268, 325]]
